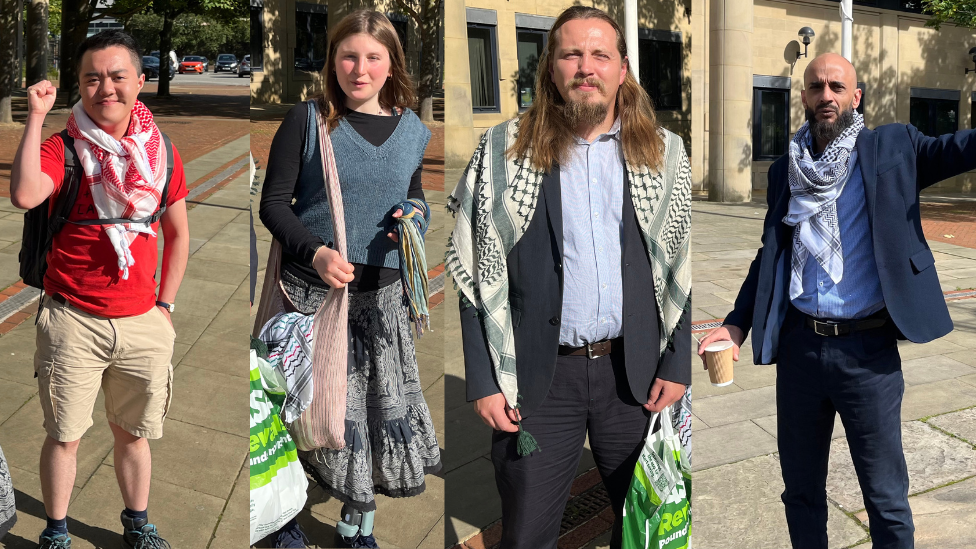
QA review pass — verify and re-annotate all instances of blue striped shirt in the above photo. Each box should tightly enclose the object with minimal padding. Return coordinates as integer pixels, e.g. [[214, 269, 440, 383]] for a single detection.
[[558, 118, 625, 346], [791, 155, 885, 319]]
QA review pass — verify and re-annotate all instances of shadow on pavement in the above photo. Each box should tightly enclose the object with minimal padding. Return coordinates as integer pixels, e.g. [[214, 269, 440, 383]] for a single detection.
[[5, 490, 117, 548]]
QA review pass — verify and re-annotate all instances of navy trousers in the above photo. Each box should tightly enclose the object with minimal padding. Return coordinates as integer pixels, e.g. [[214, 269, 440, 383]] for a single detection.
[[777, 305, 913, 549], [490, 351, 650, 549]]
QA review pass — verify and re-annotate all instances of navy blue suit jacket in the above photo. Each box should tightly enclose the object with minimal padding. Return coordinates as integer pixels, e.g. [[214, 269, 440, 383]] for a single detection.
[[459, 167, 691, 418], [725, 124, 976, 364]]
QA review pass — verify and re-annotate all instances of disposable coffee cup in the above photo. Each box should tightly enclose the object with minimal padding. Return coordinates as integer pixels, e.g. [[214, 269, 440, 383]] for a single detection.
[[704, 340, 734, 387]]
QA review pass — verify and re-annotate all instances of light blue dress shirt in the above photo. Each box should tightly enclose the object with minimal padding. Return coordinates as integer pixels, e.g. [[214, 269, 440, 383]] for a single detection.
[[558, 118, 625, 346], [791, 147, 885, 320]]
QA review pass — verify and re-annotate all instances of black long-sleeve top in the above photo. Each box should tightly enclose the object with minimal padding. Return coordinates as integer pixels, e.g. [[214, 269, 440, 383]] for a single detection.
[[259, 102, 425, 292]]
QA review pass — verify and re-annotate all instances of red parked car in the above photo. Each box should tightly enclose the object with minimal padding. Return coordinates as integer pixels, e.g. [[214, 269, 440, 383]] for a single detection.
[[179, 56, 207, 74]]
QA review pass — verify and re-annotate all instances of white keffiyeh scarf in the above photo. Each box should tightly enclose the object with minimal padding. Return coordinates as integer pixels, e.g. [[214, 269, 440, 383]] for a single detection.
[[66, 100, 167, 280], [783, 111, 865, 300], [446, 118, 692, 417]]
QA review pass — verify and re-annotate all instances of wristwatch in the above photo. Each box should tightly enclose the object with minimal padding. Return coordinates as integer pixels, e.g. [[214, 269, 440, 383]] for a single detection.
[[156, 301, 176, 313]]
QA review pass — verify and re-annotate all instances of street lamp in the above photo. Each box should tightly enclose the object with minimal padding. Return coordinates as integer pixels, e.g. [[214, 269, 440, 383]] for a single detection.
[[797, 27, 815, 61], [967, 47, 976, 75]]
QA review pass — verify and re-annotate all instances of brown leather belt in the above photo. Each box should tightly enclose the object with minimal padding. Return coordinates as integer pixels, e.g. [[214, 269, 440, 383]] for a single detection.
[[558, 337, 621, 359]]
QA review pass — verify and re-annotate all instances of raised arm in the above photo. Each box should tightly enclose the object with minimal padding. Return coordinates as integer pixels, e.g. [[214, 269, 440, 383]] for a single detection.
[[911, 125, 976, 192], [10, 81, 57, 210]]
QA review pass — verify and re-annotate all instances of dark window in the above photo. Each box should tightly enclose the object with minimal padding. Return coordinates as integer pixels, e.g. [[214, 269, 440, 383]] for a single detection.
[[390, 18, 408, 53], [856, 82, 865, 116], [295, 3, 328, 73], [753, 87, 790, 160], [910, 97, 958, 136], [638, 38, 682, 111], [250, 6, 264, 69], [467, 23, 499, 112], [516, 28, 546, 109]]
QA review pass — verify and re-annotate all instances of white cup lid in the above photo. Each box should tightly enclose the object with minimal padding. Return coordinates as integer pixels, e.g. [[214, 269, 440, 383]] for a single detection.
[[704, 340, 734, 352]]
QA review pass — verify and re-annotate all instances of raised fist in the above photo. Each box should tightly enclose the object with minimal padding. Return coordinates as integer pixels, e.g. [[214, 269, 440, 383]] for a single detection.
[[27, 80, 57, 116]]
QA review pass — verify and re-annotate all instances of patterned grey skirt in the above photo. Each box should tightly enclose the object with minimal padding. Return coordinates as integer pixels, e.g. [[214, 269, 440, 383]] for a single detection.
[[281, 271, 442, 512], [0, 444, 16, 541]]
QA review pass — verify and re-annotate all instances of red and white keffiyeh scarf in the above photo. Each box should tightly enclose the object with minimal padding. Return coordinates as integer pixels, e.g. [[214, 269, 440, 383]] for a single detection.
[[66, 100, 167, 280]]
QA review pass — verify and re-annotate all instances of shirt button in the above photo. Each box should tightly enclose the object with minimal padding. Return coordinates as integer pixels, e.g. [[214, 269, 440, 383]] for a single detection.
[[594, 212, 600, 218], [592, 178, 597, 183], [602, 283, 607, 289]]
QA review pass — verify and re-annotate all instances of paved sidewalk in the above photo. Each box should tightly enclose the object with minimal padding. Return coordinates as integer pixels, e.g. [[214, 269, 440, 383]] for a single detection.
[[0, 136, 252, 548], [692, 197, 976, 549]]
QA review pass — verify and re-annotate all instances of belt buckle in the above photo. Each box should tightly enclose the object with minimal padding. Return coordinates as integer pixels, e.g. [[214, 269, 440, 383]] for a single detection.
[[813, 320, 839, 337], [586, 341, 608, 359]]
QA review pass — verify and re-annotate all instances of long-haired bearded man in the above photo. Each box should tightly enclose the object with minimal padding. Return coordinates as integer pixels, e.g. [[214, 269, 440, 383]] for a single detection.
[[446, 6, 692, 547]]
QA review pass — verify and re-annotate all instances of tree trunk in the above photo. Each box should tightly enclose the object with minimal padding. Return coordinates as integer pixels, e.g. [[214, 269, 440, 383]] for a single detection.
[[416, 0, 441, 122], [27, 0, 50, 86], [157, 12, 174, 97], [0, 0, 19, 123], [60, 0, 96, 107]]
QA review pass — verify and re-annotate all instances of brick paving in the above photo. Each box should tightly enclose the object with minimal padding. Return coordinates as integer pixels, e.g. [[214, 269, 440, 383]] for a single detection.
[[921, 200, 976, 249]]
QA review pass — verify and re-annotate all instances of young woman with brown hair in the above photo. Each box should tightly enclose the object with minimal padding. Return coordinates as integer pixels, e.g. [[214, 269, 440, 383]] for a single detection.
[[257, 10, 441, 548]]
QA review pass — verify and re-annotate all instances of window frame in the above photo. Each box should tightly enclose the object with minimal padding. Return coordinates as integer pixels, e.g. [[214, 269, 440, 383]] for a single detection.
[[250, 1, 264, 71], [514, 27, 547, 111], [466, 21, 501, 114], [909, 88, 961, 137], [637, 29, 683, 112], [752, 85, 791, 161], [294, 2, 329, 75]]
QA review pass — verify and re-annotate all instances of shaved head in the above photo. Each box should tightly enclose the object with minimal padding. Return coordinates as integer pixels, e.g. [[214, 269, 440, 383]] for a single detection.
[[801, 53, 862, 152], [803, 53, 858, 90]]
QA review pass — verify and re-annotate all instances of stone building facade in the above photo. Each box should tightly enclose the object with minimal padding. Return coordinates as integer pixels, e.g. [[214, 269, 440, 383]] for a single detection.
[[695, 0, 976, 200], [250, 0, 432, 104], [444, 0, 694, 170]]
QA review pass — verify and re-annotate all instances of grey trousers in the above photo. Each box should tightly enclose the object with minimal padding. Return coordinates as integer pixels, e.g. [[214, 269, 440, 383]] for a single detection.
[[490, 351, 651, 549]]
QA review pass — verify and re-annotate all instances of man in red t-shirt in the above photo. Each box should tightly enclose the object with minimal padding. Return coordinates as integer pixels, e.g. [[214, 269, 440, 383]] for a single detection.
[[9, 31, 188, 549]]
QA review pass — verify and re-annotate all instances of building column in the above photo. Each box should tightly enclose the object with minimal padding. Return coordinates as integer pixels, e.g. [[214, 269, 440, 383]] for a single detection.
[[445, 1, 476, 170], [625, 0, 638, 83], [26, 0, 47, 86], [707, 0, 753, 202]]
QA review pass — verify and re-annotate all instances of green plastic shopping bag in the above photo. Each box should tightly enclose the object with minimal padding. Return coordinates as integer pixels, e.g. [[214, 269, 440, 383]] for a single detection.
[[622, 405, 691, 549], [250, 349, 308, 545]]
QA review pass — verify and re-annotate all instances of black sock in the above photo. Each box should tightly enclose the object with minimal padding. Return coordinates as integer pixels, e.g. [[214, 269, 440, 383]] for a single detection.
[[123, 507, 148, 521], [45, 516, 68, 535]]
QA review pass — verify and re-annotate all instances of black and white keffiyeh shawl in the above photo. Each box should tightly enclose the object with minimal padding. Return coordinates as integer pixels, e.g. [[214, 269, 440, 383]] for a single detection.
[[783, 111, 865, 299]]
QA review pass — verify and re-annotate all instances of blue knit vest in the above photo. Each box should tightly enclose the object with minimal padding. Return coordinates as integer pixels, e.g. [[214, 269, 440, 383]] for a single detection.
[[293, 100, 430, 268]]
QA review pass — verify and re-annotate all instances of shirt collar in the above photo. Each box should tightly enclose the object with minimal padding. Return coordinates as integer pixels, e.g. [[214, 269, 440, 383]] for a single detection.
[[573, 117, 622, 145]]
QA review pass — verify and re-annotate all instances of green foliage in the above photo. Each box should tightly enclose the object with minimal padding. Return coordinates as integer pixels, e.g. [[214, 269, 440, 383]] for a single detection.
[[126, 11, 248, 60], [923, 0, 976, 29], [49, 0, 62, 36]]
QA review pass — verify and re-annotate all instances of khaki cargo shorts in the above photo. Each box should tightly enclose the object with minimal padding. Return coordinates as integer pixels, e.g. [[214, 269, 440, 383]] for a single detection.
[[33, 295, 176, 442]]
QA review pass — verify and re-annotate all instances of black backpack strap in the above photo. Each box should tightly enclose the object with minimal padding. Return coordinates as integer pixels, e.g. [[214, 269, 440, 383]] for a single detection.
[[51, 130, 84, 235], [152, 131, 174, 223]]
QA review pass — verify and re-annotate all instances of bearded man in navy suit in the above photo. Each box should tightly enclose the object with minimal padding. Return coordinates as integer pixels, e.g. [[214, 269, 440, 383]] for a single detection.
[[698, 53, 976, 549]]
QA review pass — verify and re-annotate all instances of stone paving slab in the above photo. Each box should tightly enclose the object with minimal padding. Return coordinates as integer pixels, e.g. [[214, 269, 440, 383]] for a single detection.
[[928, 406, 976, 445], [825, 421, 976, 512], [693, 454, 868, 549], [910, 476, 976, 548], [692, 420, 778, 472]]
